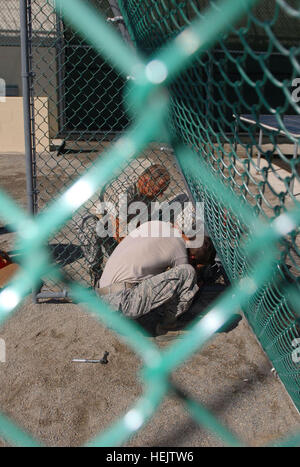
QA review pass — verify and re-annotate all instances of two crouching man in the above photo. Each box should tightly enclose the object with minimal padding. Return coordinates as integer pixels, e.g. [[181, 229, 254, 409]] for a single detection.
[[96, 220, 237, 339]]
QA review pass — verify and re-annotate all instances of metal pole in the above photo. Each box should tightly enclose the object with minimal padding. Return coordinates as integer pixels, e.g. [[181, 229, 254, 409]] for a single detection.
[[20, 0, 39, 302], [20, 0, 35, 216], [257, 128, 263, 170], [290, 142, 298, 195]]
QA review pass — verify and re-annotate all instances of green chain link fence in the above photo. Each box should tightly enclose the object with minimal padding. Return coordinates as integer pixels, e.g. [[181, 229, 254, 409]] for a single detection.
[[118, 0, 300, 416], [119, 0, 300, 403], [0, 0, 300, 447]]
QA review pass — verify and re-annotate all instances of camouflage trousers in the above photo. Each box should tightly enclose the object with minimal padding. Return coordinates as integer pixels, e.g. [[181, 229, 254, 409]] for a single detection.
[[77, 214, 118, 287], [78, 193, 192, 287], [99, 264, 199, 319]]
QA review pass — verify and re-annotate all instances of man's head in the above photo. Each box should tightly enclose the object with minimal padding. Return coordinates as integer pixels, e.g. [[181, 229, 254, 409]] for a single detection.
[[187, 236, 216, 266], [137, 164, 170, 199]]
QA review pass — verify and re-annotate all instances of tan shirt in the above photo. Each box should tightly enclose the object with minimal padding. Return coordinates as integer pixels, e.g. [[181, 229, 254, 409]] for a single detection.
[[99, 221, 188, 288]]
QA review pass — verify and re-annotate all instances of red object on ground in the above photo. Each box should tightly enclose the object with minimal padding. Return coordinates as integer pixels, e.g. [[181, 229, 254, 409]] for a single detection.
[[0, 250, 18, 289], [0, 250, 12, 270], [0, 264, 19, 288]]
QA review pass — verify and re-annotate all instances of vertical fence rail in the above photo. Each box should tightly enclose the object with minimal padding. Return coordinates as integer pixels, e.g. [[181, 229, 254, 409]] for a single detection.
[[20, 0, 35, 216]]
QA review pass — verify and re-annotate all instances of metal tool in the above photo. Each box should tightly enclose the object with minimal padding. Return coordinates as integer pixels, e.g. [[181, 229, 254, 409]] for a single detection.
[[72, 351, 109, 364]]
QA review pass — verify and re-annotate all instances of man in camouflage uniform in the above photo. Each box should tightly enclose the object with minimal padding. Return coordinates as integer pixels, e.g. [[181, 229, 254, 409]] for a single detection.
[[97, 220, 217, 337], [78, 164, 170, 287]]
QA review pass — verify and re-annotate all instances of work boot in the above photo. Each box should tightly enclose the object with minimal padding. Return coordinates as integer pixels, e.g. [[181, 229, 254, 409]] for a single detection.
[[155, 311, 186, 341]]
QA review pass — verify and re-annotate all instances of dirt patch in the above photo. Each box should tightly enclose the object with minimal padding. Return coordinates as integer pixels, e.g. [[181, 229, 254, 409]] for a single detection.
[[0, 300, 299, 447], [0, 152, 299, 447]]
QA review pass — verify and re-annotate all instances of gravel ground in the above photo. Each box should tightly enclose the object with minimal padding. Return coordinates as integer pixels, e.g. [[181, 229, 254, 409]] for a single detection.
[[0, 151, 299, 447]]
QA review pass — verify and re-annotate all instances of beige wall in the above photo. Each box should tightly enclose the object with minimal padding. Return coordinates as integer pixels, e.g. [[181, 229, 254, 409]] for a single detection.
[[32, 47, 58, 137], [0, 46, 58, 137], [0, 47, 22, 96], [0, 97, 49, 153]]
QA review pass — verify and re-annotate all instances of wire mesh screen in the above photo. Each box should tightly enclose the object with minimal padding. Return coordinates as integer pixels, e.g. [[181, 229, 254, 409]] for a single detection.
[[0, 0, 58, 46], [26, 0, 189, 294], [0, 0, 300, 447], [119, 0, 300, 411], [0, 0, 21, 46]]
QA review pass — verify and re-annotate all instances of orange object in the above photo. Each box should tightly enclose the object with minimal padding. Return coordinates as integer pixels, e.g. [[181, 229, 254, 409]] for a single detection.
[[0, 250, 12, 270], [114, 217, 122, 243], [137, 165, 170, 198], [0, 263, 19, 288]]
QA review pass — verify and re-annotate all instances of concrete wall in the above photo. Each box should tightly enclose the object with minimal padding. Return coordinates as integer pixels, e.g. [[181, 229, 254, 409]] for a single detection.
[[0, 47, 22, 96], [32, 46, 59, 137], [0, 97, 49, 153], [0, 46, 58, 137]]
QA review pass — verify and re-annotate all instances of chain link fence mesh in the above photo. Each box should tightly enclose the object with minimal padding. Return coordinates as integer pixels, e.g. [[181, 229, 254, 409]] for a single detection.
[[0, 0, 299, 447], [26, 0, 189, 295], [119, 0, 300, 412], [0, 0, 21, 46]]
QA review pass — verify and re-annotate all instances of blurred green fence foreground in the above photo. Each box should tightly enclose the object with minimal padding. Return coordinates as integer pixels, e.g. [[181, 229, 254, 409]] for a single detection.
[[0, 0, 300, 447]]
